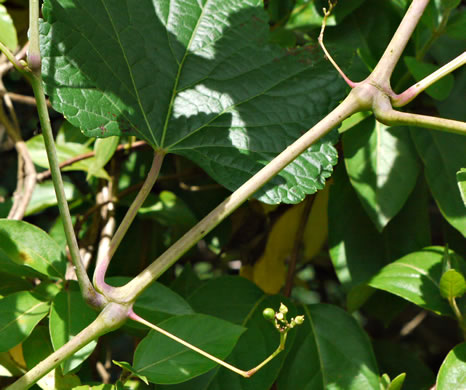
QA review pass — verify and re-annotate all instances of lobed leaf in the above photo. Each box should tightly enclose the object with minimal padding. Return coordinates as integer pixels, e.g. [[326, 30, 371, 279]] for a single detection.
[[40, 0, 353, 204]]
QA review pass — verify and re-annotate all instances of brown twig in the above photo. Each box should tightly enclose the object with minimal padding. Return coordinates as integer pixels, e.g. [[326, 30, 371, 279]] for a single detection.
[[283, 196, 315, 297], [36, 140, 149, 181], [2, 91, 51, 107], [0, 87, 37, 220], [0, 43, 29, 76]]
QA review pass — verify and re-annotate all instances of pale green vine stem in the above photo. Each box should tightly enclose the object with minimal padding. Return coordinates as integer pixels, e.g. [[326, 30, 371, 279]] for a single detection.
[[128, 310, 251, 378], [373, 91, 466, 136], [94, 150, 165, 293], [370, 0, 429, 89], [108, 94, 361, 303], [6, 303, 129, 390], [393, 51, 466, 107]]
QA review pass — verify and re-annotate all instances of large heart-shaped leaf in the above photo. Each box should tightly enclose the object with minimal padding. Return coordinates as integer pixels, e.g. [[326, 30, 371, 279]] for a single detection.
[[40, 0, 351, 203]]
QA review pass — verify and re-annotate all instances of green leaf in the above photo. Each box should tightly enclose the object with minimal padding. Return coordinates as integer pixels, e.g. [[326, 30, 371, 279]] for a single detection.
[[439, 269, 466, 299], [23, 325, 81, 390], [133, 314, 245, 384], [457, 168, 466, 207], [328, 163, 430, 289], [0, 219, 67, 279], [277, 304, 380, 390], [437, 343, 466, 390], [404, 56, 454, 101], [0, 4, 17, 50], [112, 361, 149, 385], [138, 191, 197, 229], [26, 134, 109, 180], [187, 276, 264, 324], [49, 282, 99, 374], [342, 117, 420, 231], [446, 9, 466, 40], [108, 277, 194, 326], [0, 291, 50, 352], [26, 179, 80, 216], [0, 273, 32, 298], [387, 373, 406, 390], [411, 129, 466, 236], [164, 278, 295, 390], [369, 247, 457, 315], [286, 0, 367, 30], [40, 0, 353, 204], [373, 340, 435, 390], [88, 136, 120, 179]]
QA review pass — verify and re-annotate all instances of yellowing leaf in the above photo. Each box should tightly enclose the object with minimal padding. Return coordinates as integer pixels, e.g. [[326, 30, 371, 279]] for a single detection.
[[8, 344, 26, 369], [239, 265, 254, 281], [303, 182, 330, 261], [252, 201, 308, 293]]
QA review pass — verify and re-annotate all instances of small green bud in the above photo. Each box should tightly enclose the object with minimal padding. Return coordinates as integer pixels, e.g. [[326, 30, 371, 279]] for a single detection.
[[263, 308, 275, 321], [294, 315, 305, 325], [276, 312, 284, 321], [279, 303, 288, 314]]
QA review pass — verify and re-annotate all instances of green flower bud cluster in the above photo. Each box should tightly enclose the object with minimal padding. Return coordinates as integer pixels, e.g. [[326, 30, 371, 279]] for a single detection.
[[262, 303, 305, 333]]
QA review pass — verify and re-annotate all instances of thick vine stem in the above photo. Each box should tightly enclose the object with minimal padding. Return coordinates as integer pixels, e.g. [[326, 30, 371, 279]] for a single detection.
[[94, 150, 165, 295], [107, 94, 361, 303], [370, 0, 429, 90], [6, 302, 130, 390], [373, 91, 466, 136]]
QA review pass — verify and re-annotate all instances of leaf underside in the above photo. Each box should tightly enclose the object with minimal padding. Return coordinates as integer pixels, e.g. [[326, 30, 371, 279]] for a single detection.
[[40, 0, 351, 203]]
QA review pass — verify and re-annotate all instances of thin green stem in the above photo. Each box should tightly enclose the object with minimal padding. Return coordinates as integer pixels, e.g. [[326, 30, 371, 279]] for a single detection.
[[393, 51, 466, 107], [29, 75, 104, 307], [246, 332, 287, 377], [0, 42, 27, 74], [318, 1, 358, 88], [109, 94, 360, 303], [94, 150, 165, 294], [128, 310, 250, 378]]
